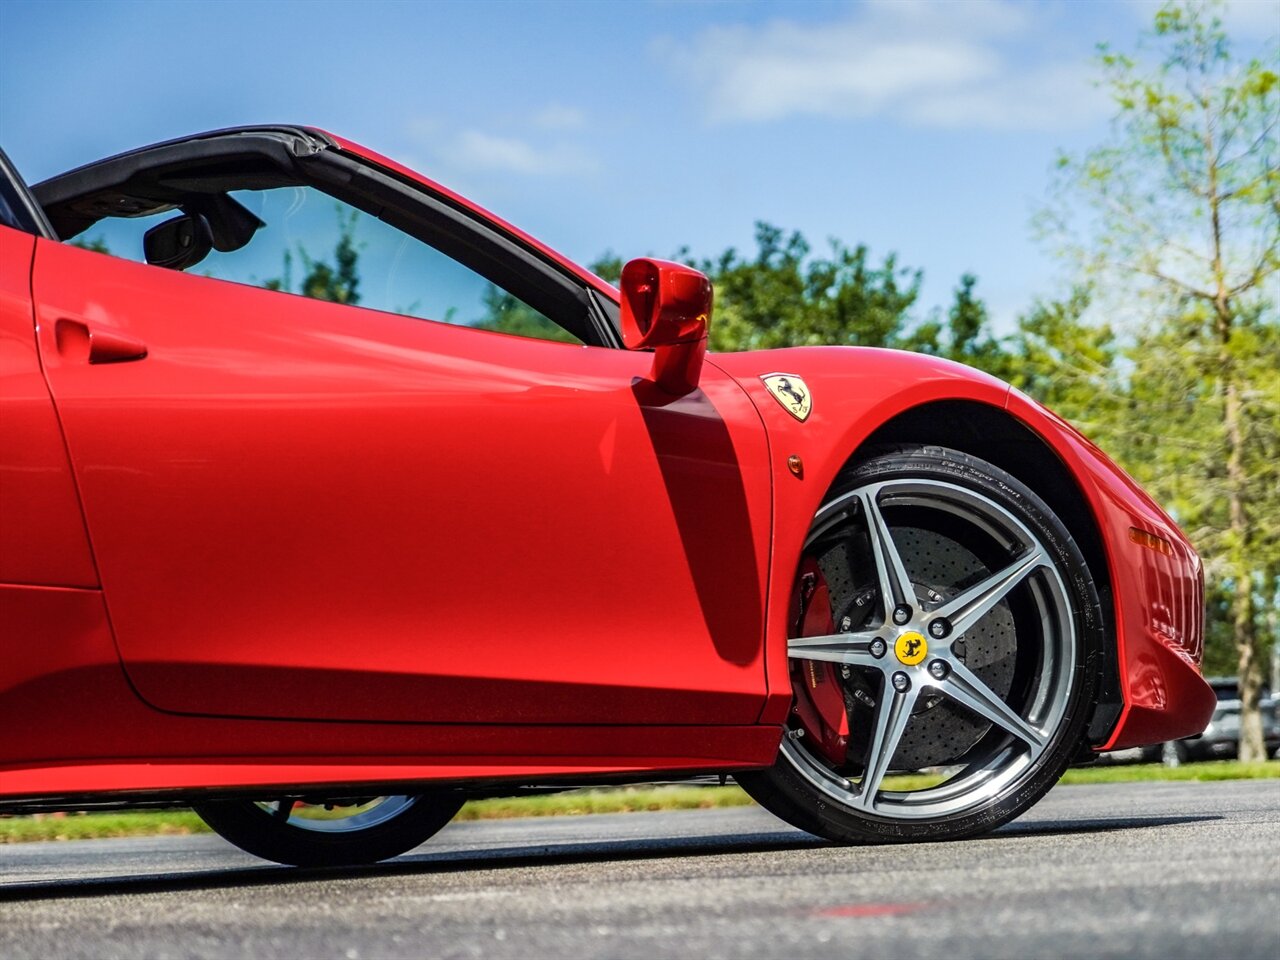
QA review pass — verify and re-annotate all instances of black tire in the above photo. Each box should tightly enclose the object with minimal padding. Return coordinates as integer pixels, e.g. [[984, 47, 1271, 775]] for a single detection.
[[737, 444, 1104, 844], [192, 793, 465, 867]]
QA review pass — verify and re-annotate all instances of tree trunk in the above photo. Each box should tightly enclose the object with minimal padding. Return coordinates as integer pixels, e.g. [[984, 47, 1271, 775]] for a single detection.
[[1269, 566, 1279, 696], [1223, 372, 1266, 760], [1235, 570, 1265, 761]]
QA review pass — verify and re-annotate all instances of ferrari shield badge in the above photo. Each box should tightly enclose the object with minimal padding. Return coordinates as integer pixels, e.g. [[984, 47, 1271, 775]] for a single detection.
[[762, 374, 812, 422]]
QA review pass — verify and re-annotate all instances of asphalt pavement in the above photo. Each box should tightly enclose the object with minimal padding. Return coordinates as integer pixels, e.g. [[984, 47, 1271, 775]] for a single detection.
[[1, 779, 1277, 959]]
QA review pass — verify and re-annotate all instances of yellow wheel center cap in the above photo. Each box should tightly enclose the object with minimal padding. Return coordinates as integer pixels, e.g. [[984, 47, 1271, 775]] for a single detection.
[[894, 631, 928, 665]]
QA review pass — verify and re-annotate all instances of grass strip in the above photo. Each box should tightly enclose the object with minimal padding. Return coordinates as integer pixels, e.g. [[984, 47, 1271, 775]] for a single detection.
[[1058, 759, 1280, 784], [455, 784, 755, 821], [0, 810, 211, 844], [2, 760, 1274, 843]]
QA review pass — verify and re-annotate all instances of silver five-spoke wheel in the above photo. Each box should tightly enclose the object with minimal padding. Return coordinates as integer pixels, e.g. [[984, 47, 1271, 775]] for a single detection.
[[738, 445, 1101, 843], [255, 795, 420, 832]]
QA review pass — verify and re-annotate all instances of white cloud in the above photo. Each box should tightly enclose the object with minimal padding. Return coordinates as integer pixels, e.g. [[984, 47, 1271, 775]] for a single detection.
[[861, 0, 1033, 39], [443, 130, 598, 176], [405, 116, 443, 140], [657, 0, 1110, 131], [902, 60, 1108, 130], [531, 103, 587, 130], [1224, 0, 1280, 38]]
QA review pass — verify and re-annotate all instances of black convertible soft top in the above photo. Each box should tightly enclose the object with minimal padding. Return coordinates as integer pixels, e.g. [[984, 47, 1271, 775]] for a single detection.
[[31, 124, 619, 347], [33, 126, 332, 241]]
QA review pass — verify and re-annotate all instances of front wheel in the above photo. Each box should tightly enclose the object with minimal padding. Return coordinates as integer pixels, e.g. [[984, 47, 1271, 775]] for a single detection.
[[738, 445, 1103, 844], [193, 792, 465, 866]]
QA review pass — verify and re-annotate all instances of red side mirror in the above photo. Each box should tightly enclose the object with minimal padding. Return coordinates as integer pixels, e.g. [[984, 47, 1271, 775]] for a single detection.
[[619, 258, 712, 395]]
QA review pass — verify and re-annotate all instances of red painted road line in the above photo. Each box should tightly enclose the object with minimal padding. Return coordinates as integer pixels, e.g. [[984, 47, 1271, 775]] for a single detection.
[[812, 902, 932, 918]]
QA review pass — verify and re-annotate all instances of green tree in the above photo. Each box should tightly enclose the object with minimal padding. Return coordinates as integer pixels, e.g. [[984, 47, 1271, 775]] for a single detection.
[[265, 206, 362, 306], [683, 221, 928, 353], [1044, 1, 1279, 758], [69, 235, 111, 254], [588, 253, 623, 285], [1002, 288, 1127, 437], [908, 273, 1015, 379], [592, 226, 1004, 364], [303, 209, 361, 305], [472, 284, 578, 343]]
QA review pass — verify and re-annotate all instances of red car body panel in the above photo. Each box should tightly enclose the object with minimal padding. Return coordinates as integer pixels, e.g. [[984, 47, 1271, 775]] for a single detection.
[[0, 583, 780, 797], [710, 347, 1215, 748], [0, 129, 1215, 807], [1001, 390, 1215, 749], [0, 229, 98, 588], [30, 238, 771, 727]]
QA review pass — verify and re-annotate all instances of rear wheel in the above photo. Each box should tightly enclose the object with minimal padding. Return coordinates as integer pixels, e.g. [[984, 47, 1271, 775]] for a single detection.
[[738, 445, 1103, 843], [193, 792, 465, 866]]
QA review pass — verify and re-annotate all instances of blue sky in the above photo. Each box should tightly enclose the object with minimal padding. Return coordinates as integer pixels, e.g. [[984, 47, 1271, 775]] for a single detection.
[[2, 0, 1275, 332]]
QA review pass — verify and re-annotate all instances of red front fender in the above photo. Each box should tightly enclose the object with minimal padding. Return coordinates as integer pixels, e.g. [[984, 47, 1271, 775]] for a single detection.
[[707, 347, 1214, 748]]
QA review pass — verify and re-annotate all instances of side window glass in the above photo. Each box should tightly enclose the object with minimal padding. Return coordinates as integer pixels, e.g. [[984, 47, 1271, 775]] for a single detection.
[[72, 186, 580, 344], [0, 149, 54, 238]]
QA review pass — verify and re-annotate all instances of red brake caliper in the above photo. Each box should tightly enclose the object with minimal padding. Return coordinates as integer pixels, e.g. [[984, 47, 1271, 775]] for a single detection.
[[790, 558, 850, 765]]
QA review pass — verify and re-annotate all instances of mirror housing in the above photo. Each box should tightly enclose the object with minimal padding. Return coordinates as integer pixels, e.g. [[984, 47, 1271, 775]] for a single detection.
[[144, 212, 214, 271], [618, 258, 712, 395]]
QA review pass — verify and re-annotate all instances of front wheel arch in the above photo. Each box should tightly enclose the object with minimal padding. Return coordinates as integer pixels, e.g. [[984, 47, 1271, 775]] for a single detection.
[[855, 399, 1120, 745]]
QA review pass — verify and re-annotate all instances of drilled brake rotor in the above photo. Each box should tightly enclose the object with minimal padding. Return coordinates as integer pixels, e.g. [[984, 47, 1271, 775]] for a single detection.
[[804, 526, 1018, 771]]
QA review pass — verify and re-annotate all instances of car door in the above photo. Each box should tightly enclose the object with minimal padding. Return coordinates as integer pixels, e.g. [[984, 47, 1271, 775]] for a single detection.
[[0, 151, 99, 590], [30, 205, 772, 727]]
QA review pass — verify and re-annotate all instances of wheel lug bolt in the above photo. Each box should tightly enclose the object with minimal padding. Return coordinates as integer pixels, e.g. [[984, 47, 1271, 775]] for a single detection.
[[892, 605, 912, 626], [929, 618, 950, 639], [870, 639, 887, 659], [928, 660, 950, 680], [891, 672, 911, 693]]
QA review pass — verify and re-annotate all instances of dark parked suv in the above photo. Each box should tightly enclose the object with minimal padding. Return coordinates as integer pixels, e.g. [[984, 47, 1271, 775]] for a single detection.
[[1153, 678, 1280, 766]]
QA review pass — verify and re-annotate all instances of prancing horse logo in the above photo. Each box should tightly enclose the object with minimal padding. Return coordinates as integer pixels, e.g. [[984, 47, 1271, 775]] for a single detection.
[[762, 374, 813, 421], [894, 631, 928, 666]]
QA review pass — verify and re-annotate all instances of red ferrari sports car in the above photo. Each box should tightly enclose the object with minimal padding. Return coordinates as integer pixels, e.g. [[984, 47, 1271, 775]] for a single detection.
[[0, 127, 1215, 866]]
